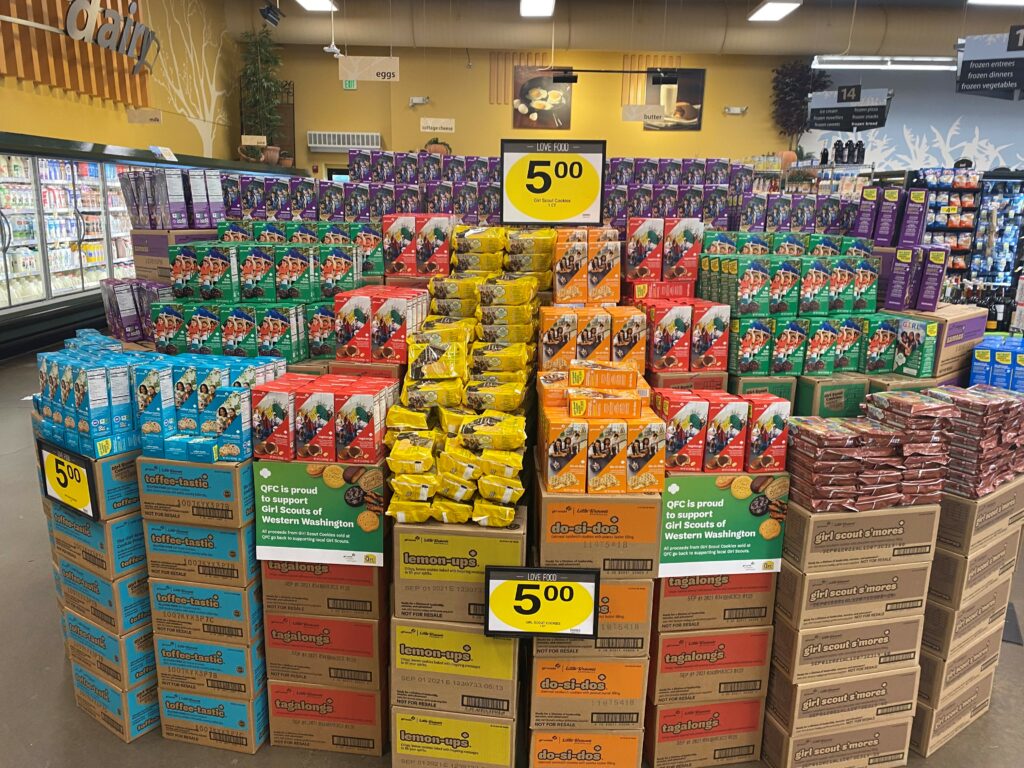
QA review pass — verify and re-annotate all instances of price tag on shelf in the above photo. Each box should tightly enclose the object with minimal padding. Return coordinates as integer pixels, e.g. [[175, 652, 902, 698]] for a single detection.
[[501, 139, 605, 225], [484, 566, 599, 638], [37, 439, 98, 519]]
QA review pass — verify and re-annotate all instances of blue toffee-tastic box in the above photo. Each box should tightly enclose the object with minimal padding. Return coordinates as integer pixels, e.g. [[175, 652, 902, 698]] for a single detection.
[[149, 578, 263, 646], [143, 521, 258, 588]]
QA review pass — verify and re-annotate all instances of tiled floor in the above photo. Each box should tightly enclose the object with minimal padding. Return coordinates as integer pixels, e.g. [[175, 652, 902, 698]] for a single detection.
[[0, 351, 1020, 767]]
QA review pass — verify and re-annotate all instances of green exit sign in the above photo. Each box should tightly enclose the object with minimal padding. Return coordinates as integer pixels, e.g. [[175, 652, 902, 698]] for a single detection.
[[342, 79, 357, 90]]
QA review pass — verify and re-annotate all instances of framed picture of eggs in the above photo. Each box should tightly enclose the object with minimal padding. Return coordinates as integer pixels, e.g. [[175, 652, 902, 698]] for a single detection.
[[643, 68, 706, 131], [512, 66, 573, 130]]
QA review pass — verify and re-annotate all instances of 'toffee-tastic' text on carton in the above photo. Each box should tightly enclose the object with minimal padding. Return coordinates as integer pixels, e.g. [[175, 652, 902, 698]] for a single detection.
[[268, 681, 387, 757], [534, 579, 653, 658], [391, 618, 519, 718], [391, 707, 516, 768], [159, 687, 269, 754], [655, 572, 776, 632], [264, 613, 385, 689], [775, 559, 930, 629], [644, 698, 765, 768], [143, 521, 258, 588], [136, 457, 255, 529], [260, 560, 387, 619], [530, 730, 643, 768], [771, 614, 924, 683], [649, 626, 773, 705], [921, 574, 1012, 659], [65, 608, 155, 690], [530, 657, 649, 730], [910, 668, 994, 758], [59, 559, 151, 635], [937, 475, 1024, 555], [766, 666, 920, 735], [393, 510, 527, 624], [155, 635, 265, 701], [149, 578, 263, 646], [916, 623, 1002, 708], [49, 502, 146, 579], [927, 526, 1020, 610], [761, 713, 913, 768], [782, 502, 939, 572], [72, 662, 160, 743]]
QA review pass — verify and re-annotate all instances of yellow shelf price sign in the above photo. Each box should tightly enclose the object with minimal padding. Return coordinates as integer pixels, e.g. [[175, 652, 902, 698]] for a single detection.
[[501, 139, 606, 226], [37, 439, 98, 520], [484, 566, 599, 638]]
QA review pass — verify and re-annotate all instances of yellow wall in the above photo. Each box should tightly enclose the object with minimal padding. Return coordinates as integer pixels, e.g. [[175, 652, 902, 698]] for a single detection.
[[283, 46, 789, 174], [0, 0, 237, 160]]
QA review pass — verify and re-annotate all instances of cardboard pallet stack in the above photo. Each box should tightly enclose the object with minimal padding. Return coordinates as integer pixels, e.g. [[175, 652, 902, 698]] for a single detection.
[[644, 567, 777, 768], [530, 478, 660, 768], [390, 510, 528, 768], [139, 456, 268, 754], [912, 475, 1024, 756], [763, 499, 941, 768]]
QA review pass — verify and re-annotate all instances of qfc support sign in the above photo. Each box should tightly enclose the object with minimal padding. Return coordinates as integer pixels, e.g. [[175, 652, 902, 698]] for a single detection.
[[501, 139, 605, 226]]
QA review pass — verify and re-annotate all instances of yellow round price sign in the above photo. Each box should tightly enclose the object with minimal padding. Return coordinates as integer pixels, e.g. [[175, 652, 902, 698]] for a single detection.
[[39, 441, 95, 518], [485, 566, 599, 638], [501, 139, 605, 226]]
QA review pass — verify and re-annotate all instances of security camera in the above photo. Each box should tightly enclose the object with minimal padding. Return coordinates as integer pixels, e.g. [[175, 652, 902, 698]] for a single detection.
[[259, 2, 283, 27], [324, 43, 340, 55]]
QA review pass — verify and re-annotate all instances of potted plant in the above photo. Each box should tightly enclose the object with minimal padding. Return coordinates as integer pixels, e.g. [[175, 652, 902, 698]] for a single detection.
[[771, 59, 831, 164], [239, 27, 285, 164], [278, 150, 294, 168], [423, 137, 452, 155]]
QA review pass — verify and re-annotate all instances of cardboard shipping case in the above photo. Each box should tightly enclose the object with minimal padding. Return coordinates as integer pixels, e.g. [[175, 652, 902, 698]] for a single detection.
[[143, 520, 258, 588], [794, 373, 868, 418], [916, 623, 1002, 708], [534, 579, 653, 658], [762, 713, 913, 768], [896, 303, 987, 377], [393, 509, 527, 624], [264, 613, 386, 690], [654, 572, 776, 632], [927, 525, 1021, 610], [159, 688, 269, 754], [910, 668, 994, 758], [772, 613, 924, 683], [149, 578, 263, 646], [136, 457, 255, 528], [921, 574, 1012, 659], [59, 560, 151, 635], [391, 707, 516, 768], [766, 665, 920, 735], [49, 502, 147, 579], [269, 681, 387, 757], [648, 625, 773, 705], [391, 618, 519, 718], [64, 608, 155, 690], [937, 475, 1024, 556], [782, 501, 939, 572], [155, 635, 265, 700], [261, 560, 387, 619], [530, 730, 643, 768], [530, 656, 649, 730], [644, 698, 765, 768], [71, 662, 160, 743]]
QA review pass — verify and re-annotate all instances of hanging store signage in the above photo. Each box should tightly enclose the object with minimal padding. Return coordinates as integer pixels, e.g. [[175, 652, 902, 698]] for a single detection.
[[807, 88, 891, 132], [501, 139, 605, 226], [484, 566, 599, 638], [37, 439, 99, 520], [956, 29, 1024, 100], [64, 0, 159, 74], [338, 55, 400, 82]]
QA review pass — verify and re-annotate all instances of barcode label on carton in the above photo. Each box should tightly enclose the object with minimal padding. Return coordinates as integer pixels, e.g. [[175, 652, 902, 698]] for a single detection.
[[885, 599, 923, 612], [193, 505, 232, 520], [208, 679, 246, 692], [893, 545, 931, 557], [198, 565, 239, 579], [603, 558, 653, 572], [210, 730, 248, 746], [723, 607, 767, 620], [596, 637, 644, 649], [714, 746, 755, 759], [719, 680, 762, 693], [327, 598, 372, 612], [90, 607, 115, 629], [329, 668, 372, 682], [83, 551, 107, 569], [868, 752, 905, 764], [468, 603, 486, 616], [100, 712, 125, 734], [592, 712, 639, 724], [332, 736, 375, 749], [880, 651, 917, 664], [462, 695, 510, 712], [202, 623, 243, 637], [876, 703, 913, 716]]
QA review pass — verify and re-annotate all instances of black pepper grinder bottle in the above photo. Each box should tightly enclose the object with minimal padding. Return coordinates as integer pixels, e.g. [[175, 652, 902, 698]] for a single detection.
[[855, 140, 866, 164], [820, 146, 829, 166], [833, 139, 845, 165], [845, 139, 857, 165]]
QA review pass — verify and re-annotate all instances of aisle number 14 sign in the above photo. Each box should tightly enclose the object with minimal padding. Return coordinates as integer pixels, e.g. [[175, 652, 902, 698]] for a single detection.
[[501, 139, 605, 226]]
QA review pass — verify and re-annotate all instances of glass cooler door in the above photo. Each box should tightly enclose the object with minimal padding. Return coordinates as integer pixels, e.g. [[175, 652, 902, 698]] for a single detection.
[[72, 160, 109, 290], [0, 153, 46, 307], [105, 162, 135, 279], [38, 157, 83, 297]]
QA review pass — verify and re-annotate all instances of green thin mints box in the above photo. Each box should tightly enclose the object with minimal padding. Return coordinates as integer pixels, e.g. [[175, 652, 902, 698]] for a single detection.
[[832, 317, 867, 374], [218, 221, 252, 242], [196, 243, 240, 302], [168, 244, 199, 300], [735, 233, 772, 255], [274, 245, 319, 302], [253, 221, 288, 243], [707, 254, 722, 304], [807, 234, 843, 256], [238, 244, 276, 301], [318, 244, 358, 297], [768, 256, 802, 316], [732, 256, 772, 316], [799, 257, 831, 316], [704, 231, 739, 254], [351, 222, 384, 277], [859, 314, 900, 374], [852, 257, 880, 313], [222, 305, 259, 357], [255, 304, 303, 361], [286, 221, 320, 243], [306, 302, 338, 359], [771, 318, 810, 375], [827, 257, 857, 313], [153, 302, 187, 355], [771, 232, 808, 256], [893, 315, 938, 378], [729, 317, 775, 376], [184, 304, 223, 355], [841, 237, 873, 256], [803, 318, 840, 376]]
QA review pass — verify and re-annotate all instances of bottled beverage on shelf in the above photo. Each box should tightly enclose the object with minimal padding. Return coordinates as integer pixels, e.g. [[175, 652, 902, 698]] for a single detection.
[[855, 140, 866, 164], [819, 147, 829, 166], [832, 139, 845, 164], [844, 139, 857, 165]]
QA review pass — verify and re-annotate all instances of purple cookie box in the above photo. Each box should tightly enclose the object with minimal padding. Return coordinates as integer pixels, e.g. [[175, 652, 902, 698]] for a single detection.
[[872, 188, 904, 246]]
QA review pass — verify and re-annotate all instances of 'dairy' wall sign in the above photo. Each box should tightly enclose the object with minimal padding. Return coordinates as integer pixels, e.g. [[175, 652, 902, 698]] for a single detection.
[[65, 0, 160, 75]]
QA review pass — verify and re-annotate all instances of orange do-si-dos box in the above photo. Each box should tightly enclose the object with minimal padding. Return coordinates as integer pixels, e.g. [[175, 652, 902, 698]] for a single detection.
[[530, 730, 643, 768], [540, 308, 579, 372], [530, 657, 649, 730], [745, 393, 790, 473], [538, 371, 569, 408], [608, 306, 647, 371], [588, 227, 621, 244], [626, 408, 666, 493], [568, 388, 643, 420], [335, 289, 373, 362], [568, 359, 639, 390], [645, 299, 693, 372], [659, 390, 709, 473], [689, 300, 730, 371], [252, 380, 298, 460], [575, 308, 612, 363], [542, 411, 589, 494], [703, 393, 748, 472], [553, 241, 588, 304], [588, 240, 622, 305], [294, 380, 337, 461], [586, 418, 629, 494]]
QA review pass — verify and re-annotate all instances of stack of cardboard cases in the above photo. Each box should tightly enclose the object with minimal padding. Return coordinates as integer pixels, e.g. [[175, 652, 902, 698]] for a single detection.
[[262, 559, 390, 757], [644, 565, 777, 768], [530, 477, 660, 768], [49, 454, 161, 743], [390, 510, 528, 768], [138, 455, 268, 753], [764, 500, 942, 768], [912, 477, 1024, 756]]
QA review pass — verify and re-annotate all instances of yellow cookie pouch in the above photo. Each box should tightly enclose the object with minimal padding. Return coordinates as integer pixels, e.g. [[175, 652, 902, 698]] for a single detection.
[[477, 274, 539, 306], [386, 500, 435, 524], [437, 405, 477, 436], [472, 498, 517, 528], [475, 322, 536, 344], [437, 472, 477, 503], [478, 474, 525, 505], [386, 404, 434, 431], [438, 450, 484, 481], [479, 448, 525, 479], [390, 472, 439, 502], [506, 228, 556, 255], [384, 428, 441, 451], [386, 435, 435, 474], [408, 340, 468, 381], [402, 378, 464, 409], [452, 251, 505, 273], [476, 300, 540, 326], [429, 274, 485, 300], [458, 412, 527, 451], [464, 378, 526, 412], [470, 342, 531, 373], [430, 297, 478, 317], [503, 251, 554, 273], [431, 498, 473, 524]]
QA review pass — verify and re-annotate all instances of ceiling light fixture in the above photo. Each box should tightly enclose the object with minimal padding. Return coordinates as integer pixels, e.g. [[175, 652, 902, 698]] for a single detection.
[[520, 0, 556, 18], [812, 55, 958, 71], [747, 1, 802, 22], [966, 1, 1024, 7], [296, 0, 337, 10]]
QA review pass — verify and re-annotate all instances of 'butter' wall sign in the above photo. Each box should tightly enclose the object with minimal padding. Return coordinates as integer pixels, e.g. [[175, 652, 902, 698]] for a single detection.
[[64, 0, 159, 74]]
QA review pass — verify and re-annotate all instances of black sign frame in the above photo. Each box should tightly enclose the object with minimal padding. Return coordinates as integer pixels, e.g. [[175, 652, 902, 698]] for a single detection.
[[483, 565, 601, 639]]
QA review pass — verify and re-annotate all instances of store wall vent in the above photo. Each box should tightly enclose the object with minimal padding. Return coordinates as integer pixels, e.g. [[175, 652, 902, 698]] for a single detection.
[[307, 131, 382, 152]]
